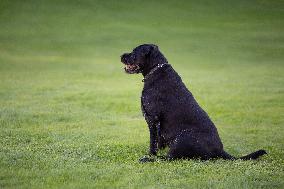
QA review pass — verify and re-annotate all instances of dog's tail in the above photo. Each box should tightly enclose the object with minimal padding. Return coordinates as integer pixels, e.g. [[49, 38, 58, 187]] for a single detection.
[[238, 149, 267, 160], [221, 150, 267, 160]]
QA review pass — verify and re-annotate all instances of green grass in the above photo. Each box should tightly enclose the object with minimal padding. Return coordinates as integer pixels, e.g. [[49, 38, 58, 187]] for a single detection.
[[0, 0, 284, 188]]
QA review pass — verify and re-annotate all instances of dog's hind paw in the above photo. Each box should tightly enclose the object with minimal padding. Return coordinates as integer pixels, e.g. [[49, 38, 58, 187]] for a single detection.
[[139, 155, 155, 163]]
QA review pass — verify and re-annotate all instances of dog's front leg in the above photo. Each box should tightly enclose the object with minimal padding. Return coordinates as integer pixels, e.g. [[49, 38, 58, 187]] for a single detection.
[[148, 123, 158, 156], [145, 114, 163, 154], [139, 116, 160, 163], [156, 121, 165, 149]]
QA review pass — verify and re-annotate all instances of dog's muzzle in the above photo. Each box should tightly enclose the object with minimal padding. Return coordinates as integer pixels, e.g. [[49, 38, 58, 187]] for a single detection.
[[120, 53, 140, 74]]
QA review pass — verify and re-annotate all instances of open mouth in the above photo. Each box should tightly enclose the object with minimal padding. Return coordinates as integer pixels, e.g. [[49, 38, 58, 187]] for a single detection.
[[124, 64, 140, 74]]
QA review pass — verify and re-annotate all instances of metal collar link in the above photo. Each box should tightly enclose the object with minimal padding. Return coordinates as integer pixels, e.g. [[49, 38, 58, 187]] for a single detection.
[[142, 64, 168, 82]]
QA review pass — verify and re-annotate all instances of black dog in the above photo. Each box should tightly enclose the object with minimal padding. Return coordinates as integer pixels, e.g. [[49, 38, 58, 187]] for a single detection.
[[121, 44, 266, 162]]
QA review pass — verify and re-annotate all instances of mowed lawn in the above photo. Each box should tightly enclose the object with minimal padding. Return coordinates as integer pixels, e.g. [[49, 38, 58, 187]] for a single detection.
[[0, 0, 284, 188]]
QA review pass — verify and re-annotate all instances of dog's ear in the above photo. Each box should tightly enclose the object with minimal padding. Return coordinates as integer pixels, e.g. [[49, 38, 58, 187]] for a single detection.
[[147, 44, 158, 56], [150, 44, 159, 53], [145, 44, 159, 66], [150, 44, 158, 52]]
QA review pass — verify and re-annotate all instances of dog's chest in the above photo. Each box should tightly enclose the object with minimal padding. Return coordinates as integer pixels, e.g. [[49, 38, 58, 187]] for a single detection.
[[141, 88, 158, 117]]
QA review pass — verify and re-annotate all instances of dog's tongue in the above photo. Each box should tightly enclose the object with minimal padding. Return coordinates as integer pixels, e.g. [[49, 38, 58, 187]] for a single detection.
[[126, 65, 135, 69]]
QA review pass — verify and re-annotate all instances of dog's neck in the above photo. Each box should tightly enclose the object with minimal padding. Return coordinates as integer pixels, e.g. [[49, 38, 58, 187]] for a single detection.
[[142, 63, 168, 82]]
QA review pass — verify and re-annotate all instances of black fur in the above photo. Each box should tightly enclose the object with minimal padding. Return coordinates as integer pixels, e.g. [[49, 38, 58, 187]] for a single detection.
[[120, 44, 267, 162]]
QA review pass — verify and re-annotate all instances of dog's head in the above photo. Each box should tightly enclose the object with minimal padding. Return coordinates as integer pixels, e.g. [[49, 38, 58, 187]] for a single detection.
[[120, 44, 167, 75]]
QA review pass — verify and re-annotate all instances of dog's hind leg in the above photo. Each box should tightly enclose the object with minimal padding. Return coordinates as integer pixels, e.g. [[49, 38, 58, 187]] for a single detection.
[[166, 130, 220, 160], [166, 131, 200, 160]]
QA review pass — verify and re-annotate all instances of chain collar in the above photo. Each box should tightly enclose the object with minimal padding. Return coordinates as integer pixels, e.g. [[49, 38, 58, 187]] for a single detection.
[[142, 64, 168, 82]]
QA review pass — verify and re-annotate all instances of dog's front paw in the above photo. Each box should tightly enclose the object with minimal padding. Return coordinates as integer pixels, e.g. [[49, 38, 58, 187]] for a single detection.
[[149, 149, 157, 156], [139, 155, 155, 163]]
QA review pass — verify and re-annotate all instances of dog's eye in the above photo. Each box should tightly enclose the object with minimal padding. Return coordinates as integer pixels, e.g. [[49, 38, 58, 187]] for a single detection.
[[130, 54, 136, 60]]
